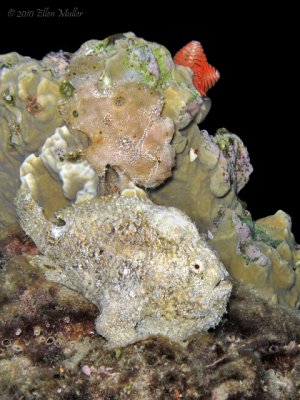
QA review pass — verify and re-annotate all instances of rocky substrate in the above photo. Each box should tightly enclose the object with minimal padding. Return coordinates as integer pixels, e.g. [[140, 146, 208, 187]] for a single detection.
[[1, 229, 300, 400]]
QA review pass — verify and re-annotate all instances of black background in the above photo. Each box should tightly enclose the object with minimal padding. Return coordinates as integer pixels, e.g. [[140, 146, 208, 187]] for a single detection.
[[1, 3, 299, 240]]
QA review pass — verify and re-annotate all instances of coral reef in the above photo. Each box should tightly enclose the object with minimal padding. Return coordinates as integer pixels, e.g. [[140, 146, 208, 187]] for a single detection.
[[0, 51, 67, 232], [149, 124, 300, 307], [0, 33, 217, 233], [1, 235, 300, 399], [1, 32, 299, 311], [59, 32, 214, 190], [3, 32, 232, 350], [72, 33, 212, 129], [15, 187, 231, 348], [1, 31, 300, 398], [150, 126, 253, 230]]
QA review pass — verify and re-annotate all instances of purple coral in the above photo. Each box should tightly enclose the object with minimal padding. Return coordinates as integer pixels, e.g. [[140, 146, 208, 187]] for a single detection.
[[147, 53, 160, 77], [214, 131, 253, 194], [232, 213, 251, 243]]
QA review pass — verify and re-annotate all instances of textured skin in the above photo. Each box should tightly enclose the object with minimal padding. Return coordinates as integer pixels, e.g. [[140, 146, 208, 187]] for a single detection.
[[61, 81, 175, 188], [16, 190, 232, 347]]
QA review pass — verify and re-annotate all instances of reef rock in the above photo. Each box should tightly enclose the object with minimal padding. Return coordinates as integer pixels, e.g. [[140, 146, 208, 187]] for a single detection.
[[59, 32, 211, 190], [0, 33, 215, 233], [2, 32, 300, 310], [1, 235, 300, 399], [0, 51, 68, 232], [150, 124, 300, 307], [2, 31, 300, 398], [15, 188, 231, 348], [69, 32, 210, 129]]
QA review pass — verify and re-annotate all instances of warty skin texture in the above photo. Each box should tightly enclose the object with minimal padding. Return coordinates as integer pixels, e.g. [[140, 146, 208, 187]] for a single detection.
[[15, 189, 232, 348]]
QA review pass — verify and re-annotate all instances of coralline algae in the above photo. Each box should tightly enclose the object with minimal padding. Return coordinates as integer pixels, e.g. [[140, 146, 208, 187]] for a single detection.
[[15, 189, 231, 347]]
